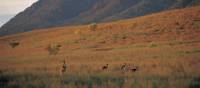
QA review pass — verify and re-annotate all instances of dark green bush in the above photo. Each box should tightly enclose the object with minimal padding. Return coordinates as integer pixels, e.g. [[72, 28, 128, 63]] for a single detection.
[[189, 77, 200, 88]]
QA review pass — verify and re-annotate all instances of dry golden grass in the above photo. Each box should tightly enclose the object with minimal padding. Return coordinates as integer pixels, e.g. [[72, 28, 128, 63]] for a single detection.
[[0, 6, 200, 88]]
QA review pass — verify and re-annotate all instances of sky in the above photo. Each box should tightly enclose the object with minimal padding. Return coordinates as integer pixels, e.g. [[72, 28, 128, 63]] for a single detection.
[[0, 0, 38, 27]]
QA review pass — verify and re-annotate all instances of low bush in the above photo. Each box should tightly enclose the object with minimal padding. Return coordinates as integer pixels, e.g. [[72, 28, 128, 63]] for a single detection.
[[89, 23, 98, 31], [46, 44, 61, 55], [9, 41, 20, 48], [0, 72, 194, 88], [189, 77, 200, 88]]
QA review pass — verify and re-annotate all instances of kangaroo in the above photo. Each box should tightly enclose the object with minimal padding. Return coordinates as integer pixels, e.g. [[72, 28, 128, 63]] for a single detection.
[[129, 65, 138, 72], [61, 60, 67, 73], [121, 63, 127, 70], [121, 63, 129, 72], [102, 64, 108, 70]]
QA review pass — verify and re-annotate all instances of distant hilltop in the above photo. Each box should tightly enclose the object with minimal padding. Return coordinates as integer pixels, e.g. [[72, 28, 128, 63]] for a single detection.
[[0, 0, 200, 36]]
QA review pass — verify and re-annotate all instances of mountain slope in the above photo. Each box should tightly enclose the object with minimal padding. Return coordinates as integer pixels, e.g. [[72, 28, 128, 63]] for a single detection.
[[0, 6, 199, 51], [0, 6, 199, 81], [0, 0, 200, 36]]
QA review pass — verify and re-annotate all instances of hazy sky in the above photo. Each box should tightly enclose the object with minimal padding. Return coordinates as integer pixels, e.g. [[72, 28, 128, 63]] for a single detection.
[[0, 0, 38, 27]]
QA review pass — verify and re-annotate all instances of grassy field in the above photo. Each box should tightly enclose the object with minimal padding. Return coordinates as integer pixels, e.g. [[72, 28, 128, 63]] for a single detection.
[[0, 6, 200, 88]]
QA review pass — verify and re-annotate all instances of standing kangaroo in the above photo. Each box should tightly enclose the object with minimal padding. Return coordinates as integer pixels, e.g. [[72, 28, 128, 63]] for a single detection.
[[121, 63, 127, 70], [61, 60, 67, 74], [102, 64, 108, 70]]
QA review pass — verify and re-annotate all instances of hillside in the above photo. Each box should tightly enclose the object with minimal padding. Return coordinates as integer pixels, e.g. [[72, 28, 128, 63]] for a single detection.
[[0, 6, 200, 88], [0, 0, 200, 36]]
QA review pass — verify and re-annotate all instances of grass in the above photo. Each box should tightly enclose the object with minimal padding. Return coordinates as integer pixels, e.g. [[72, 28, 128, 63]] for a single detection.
[[177, 49, 200, 56], [46, 44, 61, 55], [9, 41, 20, 48], [112, 33, 128, 41], [192, 20, 200, 29], [0, 71, 198, 88], [149, 42, 158, 48], [0, 6, 200, 88], [189, 77, 200, 88]]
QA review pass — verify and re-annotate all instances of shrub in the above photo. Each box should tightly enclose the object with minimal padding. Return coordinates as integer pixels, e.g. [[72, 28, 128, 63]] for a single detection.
[[46, 44, 61, 55], [149, 43, 158, 48], [175, 22, 180, 25], [0, 72, 195, 88], [192, 20, 200, 29], [112, 34, 127, 42], [74, 29, 81, 35], [9, 41, 20, 48], [0, 74, 10, 88], [89, 23, 97, 31], [189, 77, 200, 88]]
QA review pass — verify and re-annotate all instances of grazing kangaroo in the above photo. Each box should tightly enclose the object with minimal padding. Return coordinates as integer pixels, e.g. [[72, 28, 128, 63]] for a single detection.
[[121, 63, 139, 72], [102, 64, 108, 70], [61, 60, 67, 74], [129, 65, 138, 72]]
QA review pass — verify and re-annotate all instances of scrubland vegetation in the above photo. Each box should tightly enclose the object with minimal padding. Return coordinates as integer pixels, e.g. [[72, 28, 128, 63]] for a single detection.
[[0, 70, 199, 88], [0, 6, 200, 88]]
